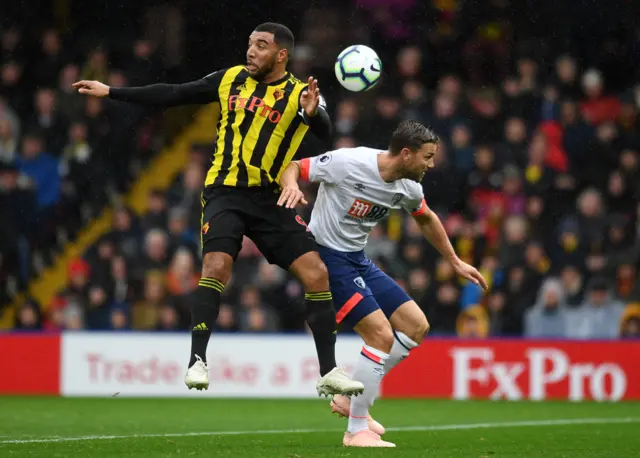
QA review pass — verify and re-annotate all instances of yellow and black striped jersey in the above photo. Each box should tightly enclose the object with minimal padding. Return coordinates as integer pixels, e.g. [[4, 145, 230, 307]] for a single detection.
[[109, 65, 331, 188]]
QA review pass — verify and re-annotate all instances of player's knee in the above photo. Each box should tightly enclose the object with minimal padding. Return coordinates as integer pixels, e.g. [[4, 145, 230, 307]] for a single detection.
[[362, 320, 394, 354], [407, 315, 430, 344], [298, 256, 329, 292], [201, 252, 233, 284]]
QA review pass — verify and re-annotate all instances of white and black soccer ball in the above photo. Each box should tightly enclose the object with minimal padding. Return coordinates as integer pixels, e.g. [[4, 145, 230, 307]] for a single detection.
[[334, 45, 382, 92]]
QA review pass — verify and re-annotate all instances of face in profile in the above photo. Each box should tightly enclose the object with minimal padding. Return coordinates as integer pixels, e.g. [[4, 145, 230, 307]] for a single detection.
[[403, 142, 437, 182], [246, 31, 285, 80]]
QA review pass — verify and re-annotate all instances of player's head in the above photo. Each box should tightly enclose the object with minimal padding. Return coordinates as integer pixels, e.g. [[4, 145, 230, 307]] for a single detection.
[[389, 120, 439, 182], [247, 22, 294, 80]]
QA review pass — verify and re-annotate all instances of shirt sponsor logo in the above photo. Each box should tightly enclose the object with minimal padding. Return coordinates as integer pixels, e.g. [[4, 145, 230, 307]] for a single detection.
[[347, 199, 388, 221], [228, 95, 282, 123]]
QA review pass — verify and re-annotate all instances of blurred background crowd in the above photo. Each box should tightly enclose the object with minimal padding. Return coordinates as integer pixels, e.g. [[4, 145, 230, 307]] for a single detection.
[[2, 0, 640, 339]]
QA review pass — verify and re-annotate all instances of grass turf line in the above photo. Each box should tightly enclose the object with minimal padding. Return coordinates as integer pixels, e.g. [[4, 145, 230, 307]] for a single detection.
[[0, 398, 638, 457]]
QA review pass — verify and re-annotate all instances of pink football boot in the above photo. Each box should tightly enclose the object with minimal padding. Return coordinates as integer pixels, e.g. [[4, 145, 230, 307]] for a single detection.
[[343, 429, 396, 448], [330, 394, 385, 436]]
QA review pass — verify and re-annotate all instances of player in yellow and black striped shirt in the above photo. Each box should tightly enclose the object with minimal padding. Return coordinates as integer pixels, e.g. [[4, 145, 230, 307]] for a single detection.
[[73, 23, 363, 398]]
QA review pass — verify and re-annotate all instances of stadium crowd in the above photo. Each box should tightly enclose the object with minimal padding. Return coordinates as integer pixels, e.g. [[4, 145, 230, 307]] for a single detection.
[[0, 23, 174, 306], [5, 0, 640, 338]]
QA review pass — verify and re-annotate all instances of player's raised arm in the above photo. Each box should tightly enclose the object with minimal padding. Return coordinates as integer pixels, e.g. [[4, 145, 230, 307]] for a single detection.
[[300, 77, 332, 141], [72, 71, 223, 107], [410, 201, 489, 291]]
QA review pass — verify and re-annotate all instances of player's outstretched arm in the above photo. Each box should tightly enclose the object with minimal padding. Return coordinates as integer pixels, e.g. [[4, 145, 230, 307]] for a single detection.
[[413, 207, 489, 291], [73, 77, 219, 107], [277, 161, 308, 208]]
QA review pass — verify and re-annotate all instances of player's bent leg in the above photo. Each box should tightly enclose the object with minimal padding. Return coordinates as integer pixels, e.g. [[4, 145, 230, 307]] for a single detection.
[[384, 300, 430, 376], [185, 251, 234, 391], [289, 251, 364, 397], [353, 309, 394, 353], [339, 309, 394, 446], [289, 252, 335, 376]]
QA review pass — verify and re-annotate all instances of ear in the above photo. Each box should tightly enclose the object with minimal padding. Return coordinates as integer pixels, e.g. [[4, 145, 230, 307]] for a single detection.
[[401, 147, 412, 161], [277, 48, 288, 64]]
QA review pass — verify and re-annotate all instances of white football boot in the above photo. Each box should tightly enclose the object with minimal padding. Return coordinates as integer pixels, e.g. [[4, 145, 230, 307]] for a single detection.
[[316, 367, 364, 397], [185, 355, 209, 390]]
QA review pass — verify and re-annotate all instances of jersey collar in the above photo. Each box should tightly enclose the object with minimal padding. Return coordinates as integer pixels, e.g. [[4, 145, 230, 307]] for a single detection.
[[248, 70, 290, 86]]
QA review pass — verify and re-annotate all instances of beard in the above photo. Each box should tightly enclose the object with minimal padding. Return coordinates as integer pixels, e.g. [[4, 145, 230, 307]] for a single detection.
[[405, 168, 425, 183], [249, 56, 277, 81]]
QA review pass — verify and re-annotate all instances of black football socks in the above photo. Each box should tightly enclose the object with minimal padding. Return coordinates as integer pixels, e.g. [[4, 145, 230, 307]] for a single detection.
[[304, 292, 338, 376], [189, 278, 224, 367]]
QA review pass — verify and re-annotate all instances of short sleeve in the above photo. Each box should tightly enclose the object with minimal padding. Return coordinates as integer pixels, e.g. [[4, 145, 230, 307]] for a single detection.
[[402, 185, 427, 216], [299, 150, 351, 184]]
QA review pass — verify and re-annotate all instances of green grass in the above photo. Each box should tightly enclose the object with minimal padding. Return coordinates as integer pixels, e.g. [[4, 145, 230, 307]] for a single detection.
[[0, 398, 638, 457]]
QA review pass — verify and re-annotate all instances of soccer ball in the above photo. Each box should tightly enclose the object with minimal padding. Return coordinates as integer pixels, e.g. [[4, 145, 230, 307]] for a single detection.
[[334, 45, 382, 92]]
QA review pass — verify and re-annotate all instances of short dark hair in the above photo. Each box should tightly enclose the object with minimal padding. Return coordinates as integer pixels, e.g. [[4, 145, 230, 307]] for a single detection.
[[254, 22, 295, 52], [389, 120, 438, 155]]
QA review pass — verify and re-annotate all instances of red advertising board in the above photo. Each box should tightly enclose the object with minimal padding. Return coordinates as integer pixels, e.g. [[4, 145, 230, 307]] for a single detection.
[[1, 334, 638, 400], [0, 334, 60, 394], [381, 339, 640, 401]]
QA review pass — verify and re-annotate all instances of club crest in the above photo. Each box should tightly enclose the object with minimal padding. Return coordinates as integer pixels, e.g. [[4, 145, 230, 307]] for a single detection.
[[392, 193, 404, 206]]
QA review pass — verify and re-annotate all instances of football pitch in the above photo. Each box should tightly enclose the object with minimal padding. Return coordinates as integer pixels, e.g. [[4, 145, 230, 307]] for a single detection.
[[0, 398, 638, 457]]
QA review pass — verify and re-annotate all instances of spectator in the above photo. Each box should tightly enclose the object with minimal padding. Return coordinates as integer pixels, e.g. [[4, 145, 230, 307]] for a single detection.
[[110, 206, 141, 261], [15, 300, 42, 330], [0, 116, 17, 163], [524, 278, 569, 337], [85, 283, 111, 330], [167, 207, 198, 258], [449, 123, 474, 173], [580, 69, 621, 125], [559, 100, 592, 170], [559, 264, 586, 307], [138, 229, 170, 280], [619, 304, 640, 339], [166, 248, 199, 326], [0, 60, 29, 119], [143, 190, 168, 232], [110, 255, 135, 305], [238, 286, 279, 332], [156, 304, 180, 331], [80, 48, 109, 82], [132, 270, 167, 330], [16, 130, 60, 211], [57, 64, 85, 122], [216, 304, 238, 332], [34, 29, 68, 87], [28, 88, 68, 156], [499, 117, 529, 168], [456, 305, 489, 339], [0, 162, 36, 269], [110, 307, 129, 330], [554, 55, 581, 100], [566, 277, 625, 339]]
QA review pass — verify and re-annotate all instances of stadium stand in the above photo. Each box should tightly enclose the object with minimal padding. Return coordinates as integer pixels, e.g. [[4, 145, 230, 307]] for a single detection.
[[2, 0, 640, 339]]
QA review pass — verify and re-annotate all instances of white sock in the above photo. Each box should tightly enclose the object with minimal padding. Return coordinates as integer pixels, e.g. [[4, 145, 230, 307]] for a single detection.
[[384, 330, 418, 375], [348, 345, 389, 434]]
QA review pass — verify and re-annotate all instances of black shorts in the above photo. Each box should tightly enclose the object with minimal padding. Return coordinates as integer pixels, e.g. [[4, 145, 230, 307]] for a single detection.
[[200, 185, 318, 269]]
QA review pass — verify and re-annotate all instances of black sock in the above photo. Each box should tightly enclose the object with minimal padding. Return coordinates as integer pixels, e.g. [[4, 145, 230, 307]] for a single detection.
[[189, 277, 224, 367], [304, 292, 338, 376]]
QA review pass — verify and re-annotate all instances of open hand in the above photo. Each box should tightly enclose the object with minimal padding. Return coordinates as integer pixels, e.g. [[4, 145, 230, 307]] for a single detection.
[[277, 185, 308, 209], [300, 77, 320, 117], [452, 259, 489, 291], [72, 80, 110, 97]]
